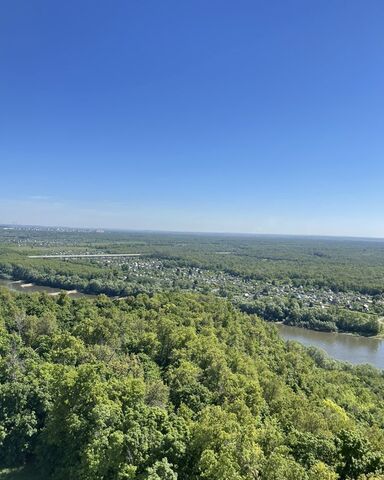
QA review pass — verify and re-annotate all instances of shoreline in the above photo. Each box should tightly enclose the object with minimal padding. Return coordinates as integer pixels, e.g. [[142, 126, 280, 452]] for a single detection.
[[1, 275, 382, 340]]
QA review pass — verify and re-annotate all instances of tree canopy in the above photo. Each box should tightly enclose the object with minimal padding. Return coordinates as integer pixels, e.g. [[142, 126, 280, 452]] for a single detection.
[[0, 288, 384, 479]]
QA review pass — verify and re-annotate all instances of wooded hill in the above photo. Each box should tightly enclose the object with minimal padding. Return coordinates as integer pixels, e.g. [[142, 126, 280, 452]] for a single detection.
[[0, 289, 384, 479]]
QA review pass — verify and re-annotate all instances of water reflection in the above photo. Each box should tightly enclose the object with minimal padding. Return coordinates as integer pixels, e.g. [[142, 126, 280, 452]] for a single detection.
[[276, 323, 384, 369]]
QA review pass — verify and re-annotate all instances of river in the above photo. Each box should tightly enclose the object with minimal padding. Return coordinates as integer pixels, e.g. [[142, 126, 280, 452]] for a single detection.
[[276, 323, 384, 369], [0, 278, 89, 298], [1, 278, 383, 368]]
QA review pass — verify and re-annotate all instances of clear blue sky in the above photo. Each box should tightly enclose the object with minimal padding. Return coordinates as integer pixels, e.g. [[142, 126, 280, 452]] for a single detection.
[[1, 1, 383, 236]]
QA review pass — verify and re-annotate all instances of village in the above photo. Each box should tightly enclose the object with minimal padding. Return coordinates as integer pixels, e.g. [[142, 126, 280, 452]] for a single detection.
[[85, 254, 384, 317]]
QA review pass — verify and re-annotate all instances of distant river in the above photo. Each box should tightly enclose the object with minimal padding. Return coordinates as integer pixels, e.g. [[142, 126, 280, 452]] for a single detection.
[[276, 323, 384, 369], [0, 278, 89, 299]]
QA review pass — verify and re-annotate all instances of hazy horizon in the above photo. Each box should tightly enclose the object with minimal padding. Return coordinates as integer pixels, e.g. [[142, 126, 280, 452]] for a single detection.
[[3, 219, 384, 242]]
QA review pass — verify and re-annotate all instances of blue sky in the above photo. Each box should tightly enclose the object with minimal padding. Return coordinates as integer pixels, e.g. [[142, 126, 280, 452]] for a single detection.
[[1, 1, 383, 236]]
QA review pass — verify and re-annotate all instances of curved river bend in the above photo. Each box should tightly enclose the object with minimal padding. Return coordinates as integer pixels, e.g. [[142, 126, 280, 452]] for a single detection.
[[276, 324, 384, 369], [1, 279, 383, 369]]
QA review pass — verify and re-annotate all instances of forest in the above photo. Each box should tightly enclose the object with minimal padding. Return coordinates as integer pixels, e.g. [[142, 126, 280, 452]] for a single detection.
[[2, 1, 383, 479], [0, 228, 383, 336], [1, 288, 384, 480]]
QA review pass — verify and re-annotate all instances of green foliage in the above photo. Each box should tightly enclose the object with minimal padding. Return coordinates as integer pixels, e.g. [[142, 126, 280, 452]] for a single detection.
[[240, 300, 381, 336], [0, 466, 41, 480], [0, 289, 383, 479], [144, 458, 177, 479], [336, 430, 384, 479], [1, 230, 384, 337]]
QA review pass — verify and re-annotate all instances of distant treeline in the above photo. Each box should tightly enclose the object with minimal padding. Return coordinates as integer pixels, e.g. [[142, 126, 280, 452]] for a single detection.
[[2, 229, 384, 295], [239, 298, 381, 336], [160, 254, 384, 296], [0, 262, 135, 297], [0, 258, 382, 336]]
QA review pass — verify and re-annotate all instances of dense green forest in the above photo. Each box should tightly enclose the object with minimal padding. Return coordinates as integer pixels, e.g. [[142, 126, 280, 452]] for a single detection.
[[1, 288, 384, 479], [2, 229, 384, 295], [239, 299, 381, 336], [0, 228, 383, 336]]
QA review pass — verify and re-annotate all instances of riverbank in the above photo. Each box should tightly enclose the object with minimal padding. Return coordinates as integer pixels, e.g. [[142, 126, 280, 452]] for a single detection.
[[0, 278, 90, 299], [276, 323, 384, 368], [1, 277, 383, 367], [271, 320, 384, 340], [1, 274, 382, 338]]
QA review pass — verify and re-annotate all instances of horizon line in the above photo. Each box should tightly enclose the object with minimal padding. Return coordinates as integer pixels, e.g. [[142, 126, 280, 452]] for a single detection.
[[1, 223, 384, 242]]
